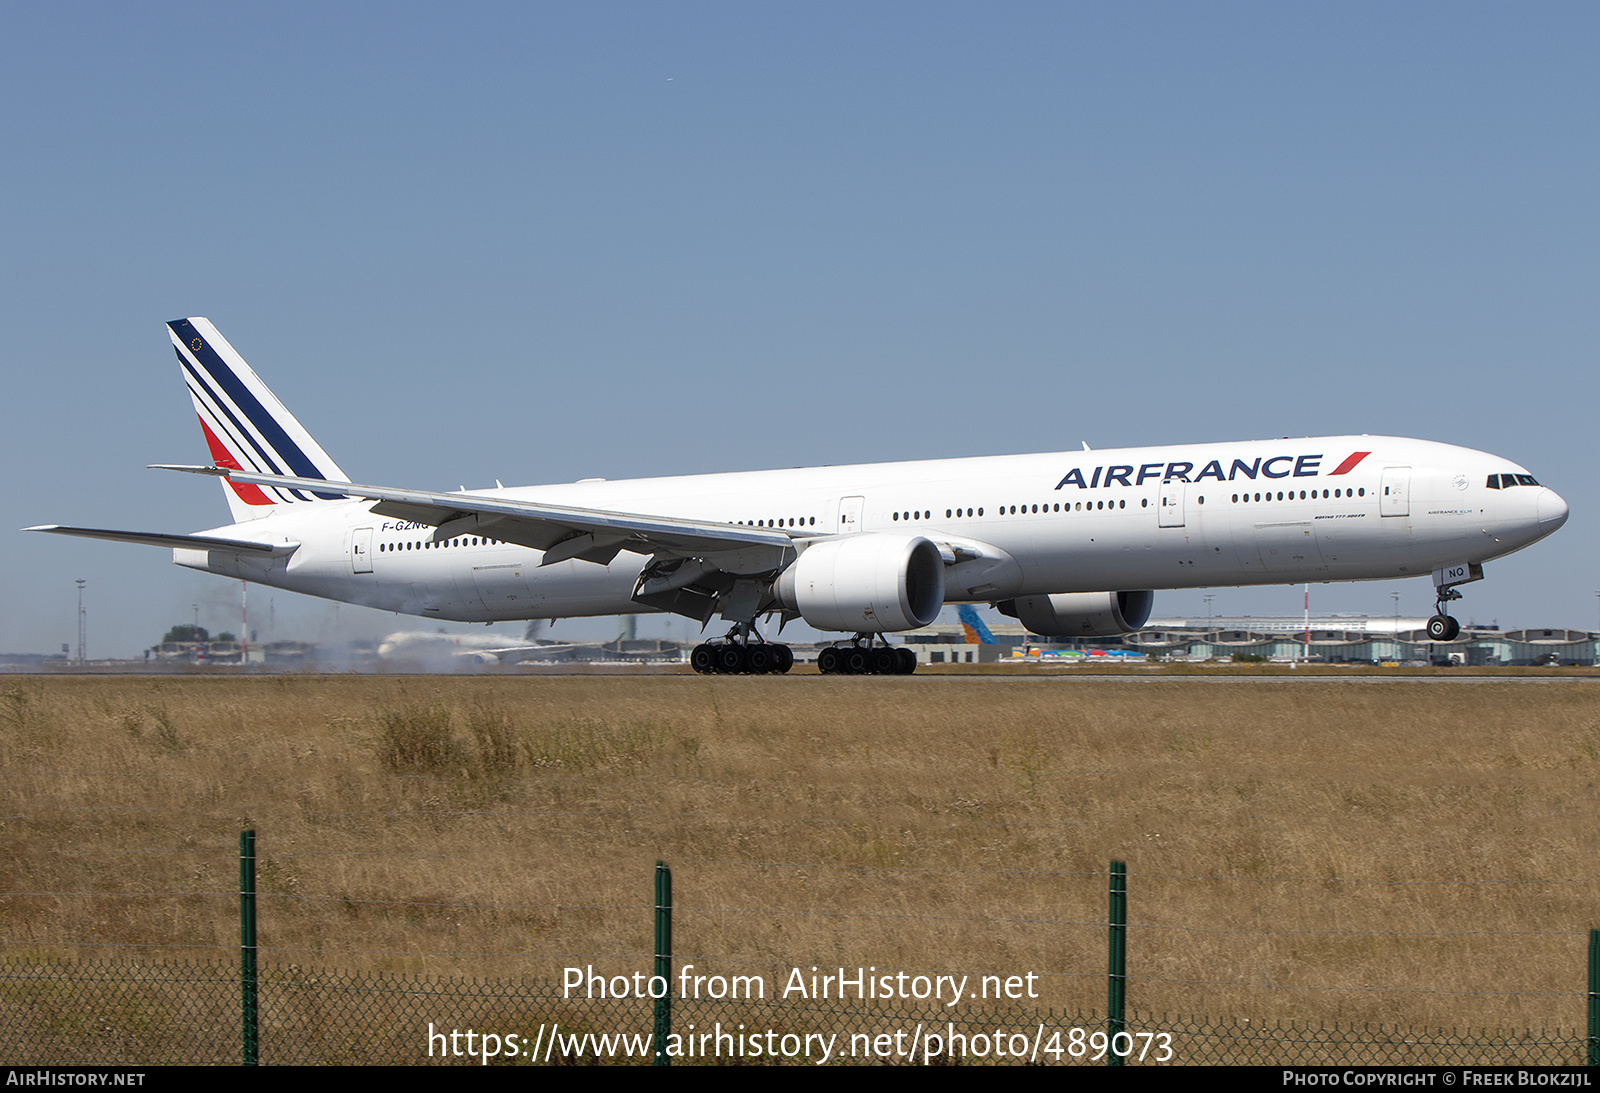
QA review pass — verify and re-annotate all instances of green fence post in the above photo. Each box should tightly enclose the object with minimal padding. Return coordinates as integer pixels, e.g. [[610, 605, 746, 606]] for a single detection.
[[1109, 859, 1126, 1067], [653, 861, 672, 1067], [1587, 928, 1597, 1068], [240, 829, 258, 1066]]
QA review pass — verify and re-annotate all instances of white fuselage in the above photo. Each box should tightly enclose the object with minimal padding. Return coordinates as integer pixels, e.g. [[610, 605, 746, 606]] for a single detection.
[[177, 435, 1566, 627]]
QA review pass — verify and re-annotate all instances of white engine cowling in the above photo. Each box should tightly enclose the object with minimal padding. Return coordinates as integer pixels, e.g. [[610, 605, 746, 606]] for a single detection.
[[775, 534, 946, 633], [998, 591, 1155, 637]]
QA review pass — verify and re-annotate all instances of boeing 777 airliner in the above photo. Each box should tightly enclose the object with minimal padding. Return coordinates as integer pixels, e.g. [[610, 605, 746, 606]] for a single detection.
[[28, 318, 1568, 674]]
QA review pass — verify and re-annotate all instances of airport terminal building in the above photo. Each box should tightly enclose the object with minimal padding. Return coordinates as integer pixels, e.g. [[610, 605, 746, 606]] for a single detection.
[[900, 616, 1599, 667]]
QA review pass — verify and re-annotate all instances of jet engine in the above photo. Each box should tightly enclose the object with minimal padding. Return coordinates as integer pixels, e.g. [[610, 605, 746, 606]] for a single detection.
[[997, 591, 1155, 637], [775, 534, 945, 633]]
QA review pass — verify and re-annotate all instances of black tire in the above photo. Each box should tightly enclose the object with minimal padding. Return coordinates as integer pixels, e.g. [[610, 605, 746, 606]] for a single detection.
[[690, 643, 717, 674], [1427, 615, 1455, 641], [746, 645, 775, 674], [1442, 616, 1461, 641], [716, 644, 747, 674], [843, 648, 869, 675], [772, 645, 794, 674], [895, 647, 917, 675], [871, 647, 898, 675], [817, 647, 841, 674]]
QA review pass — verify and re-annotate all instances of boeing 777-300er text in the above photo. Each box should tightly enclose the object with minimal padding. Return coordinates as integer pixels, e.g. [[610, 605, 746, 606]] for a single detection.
[[28, 318, 1569, 674]]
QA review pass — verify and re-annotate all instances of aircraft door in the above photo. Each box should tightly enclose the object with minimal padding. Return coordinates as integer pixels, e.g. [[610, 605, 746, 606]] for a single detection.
[[351, 528, 373, 573], [1158, 480, 1186, 528], [837, 496, 864, 534], [1380, 467, 1411, 517]]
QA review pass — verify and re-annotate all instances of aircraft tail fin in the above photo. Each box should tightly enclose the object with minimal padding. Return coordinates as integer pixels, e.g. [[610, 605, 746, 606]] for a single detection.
[[168, 318, 351, 522], [958, 604, 996, 644]]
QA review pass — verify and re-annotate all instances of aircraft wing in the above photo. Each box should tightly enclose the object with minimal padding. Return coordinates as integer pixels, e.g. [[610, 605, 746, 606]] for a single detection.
[[24, 525, 295, 555], [221, 470, 797, 573], [483, 642, 586, 660]]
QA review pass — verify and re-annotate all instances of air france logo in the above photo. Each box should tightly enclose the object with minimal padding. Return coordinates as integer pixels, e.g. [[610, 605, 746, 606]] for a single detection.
[[1054, 451, 1369, 491]]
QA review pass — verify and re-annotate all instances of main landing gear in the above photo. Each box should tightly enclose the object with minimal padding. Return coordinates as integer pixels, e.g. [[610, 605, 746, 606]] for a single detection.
[[690, 624, 794, 675], [817, 634, 918, 676], [690, 627, 918, 676]]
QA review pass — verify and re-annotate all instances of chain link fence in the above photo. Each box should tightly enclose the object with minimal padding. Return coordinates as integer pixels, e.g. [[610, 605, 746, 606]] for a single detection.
[[1, 957, 1588, 1065]]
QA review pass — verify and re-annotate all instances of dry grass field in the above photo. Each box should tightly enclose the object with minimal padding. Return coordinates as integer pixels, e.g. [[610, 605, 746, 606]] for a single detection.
[[2, 671, 1595, 1037]]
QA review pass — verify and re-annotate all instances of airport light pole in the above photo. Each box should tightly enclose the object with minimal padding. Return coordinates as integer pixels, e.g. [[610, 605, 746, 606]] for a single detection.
[[1302, 584, 1310, 663], [76, 579, 86, 665]]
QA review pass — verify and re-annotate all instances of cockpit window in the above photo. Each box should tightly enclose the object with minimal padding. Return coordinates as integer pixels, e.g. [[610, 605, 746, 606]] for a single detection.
[[1489, 473, 1541, 489], [1515, 474, 1539, 487], [1486, 475, 1500, 489]]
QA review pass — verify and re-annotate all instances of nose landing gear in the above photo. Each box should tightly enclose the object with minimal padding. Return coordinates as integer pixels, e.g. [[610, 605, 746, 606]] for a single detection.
[[1426, 563, 1481, 642]]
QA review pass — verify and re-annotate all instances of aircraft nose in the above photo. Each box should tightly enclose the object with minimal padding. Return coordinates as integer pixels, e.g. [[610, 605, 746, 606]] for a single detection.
[[1537, 488, 1569, 533]]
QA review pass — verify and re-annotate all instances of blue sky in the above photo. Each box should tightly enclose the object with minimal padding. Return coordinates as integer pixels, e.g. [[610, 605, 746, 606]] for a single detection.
[[3, 2, 1596, 656]]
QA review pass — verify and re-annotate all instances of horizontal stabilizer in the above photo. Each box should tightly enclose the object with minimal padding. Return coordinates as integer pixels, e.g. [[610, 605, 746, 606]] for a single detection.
[[148, 464, 230, 476], [24, 525, 295, 555]]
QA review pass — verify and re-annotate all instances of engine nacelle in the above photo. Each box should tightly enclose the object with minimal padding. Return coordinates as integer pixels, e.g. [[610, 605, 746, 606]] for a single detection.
[[998, 591, 1155, 637], [775, 534, 945, 633]]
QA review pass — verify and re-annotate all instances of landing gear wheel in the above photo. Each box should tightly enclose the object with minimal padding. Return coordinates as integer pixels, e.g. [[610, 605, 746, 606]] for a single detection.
[[716, 644, 748, 674], [843, 647, 869, 675], [772, 645, 794, 674], [1427, 614, 1460, 641], [746, 644, 775, 674], [895, 647, 917, 675], [871, 647, 898, 675], [817, 647, 841, 675], [690, 643, 718, 674]]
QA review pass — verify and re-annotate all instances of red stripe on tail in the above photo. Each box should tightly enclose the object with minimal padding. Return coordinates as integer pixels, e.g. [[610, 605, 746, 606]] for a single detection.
[[199, 419, 275, 506]]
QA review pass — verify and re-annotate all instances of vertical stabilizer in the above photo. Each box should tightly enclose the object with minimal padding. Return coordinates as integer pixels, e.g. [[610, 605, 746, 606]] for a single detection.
[[958, 604, 997, 644], [168, 318, 350, 522]]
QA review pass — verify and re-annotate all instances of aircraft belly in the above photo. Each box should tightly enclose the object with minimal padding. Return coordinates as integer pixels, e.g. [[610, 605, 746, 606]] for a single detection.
[[180, 544, 405, 612], [1003, 503, 1243, 592], [1013, 518, 1165, 592], [470, 558, 537, 618], [525, 555, 646, 617], [448, 560, 490, 616], [1253, 521, 1327, 575]]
